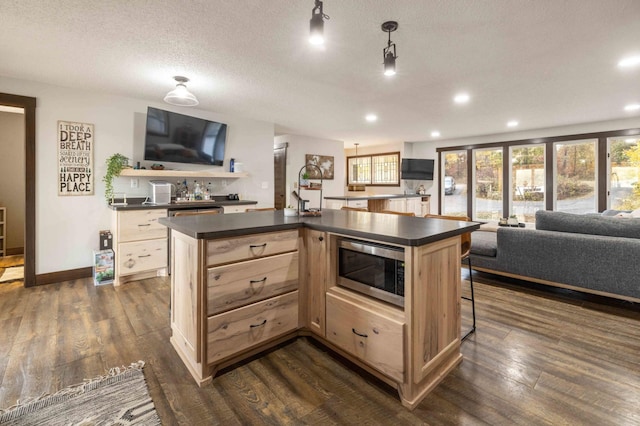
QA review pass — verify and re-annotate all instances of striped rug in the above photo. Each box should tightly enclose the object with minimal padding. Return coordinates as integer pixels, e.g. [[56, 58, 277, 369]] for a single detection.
[[0, 361, 160, 425]]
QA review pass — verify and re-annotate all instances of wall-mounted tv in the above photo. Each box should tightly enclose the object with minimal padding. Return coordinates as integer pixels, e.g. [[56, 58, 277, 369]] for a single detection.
[[401, 158, 434, 180], [144, 107, 227, 166]]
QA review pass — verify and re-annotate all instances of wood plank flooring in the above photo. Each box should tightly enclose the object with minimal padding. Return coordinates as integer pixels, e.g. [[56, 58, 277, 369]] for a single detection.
[[0, 272, 639, 425]]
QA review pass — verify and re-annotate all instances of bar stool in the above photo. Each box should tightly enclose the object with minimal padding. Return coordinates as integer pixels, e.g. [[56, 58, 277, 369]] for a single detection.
[[425, 214, 476, 340], [341, 206, 368, 212], [379, 210, 415, 216]]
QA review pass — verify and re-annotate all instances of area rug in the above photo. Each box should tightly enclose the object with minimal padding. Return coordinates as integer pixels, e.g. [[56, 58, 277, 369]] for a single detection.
[[0, 361, 161, 425], [0, 255, 24, 284]]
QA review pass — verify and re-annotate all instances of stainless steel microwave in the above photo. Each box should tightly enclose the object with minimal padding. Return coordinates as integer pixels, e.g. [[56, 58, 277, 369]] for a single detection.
[[336, 238, 405, 307]]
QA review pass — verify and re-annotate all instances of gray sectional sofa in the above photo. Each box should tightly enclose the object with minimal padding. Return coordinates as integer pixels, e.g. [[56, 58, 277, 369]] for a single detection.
[[469, 210, 640, 302]]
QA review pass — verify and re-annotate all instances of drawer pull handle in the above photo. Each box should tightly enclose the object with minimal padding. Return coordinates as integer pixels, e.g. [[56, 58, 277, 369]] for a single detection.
[[138, 254, 151, 258], [250, 319, 267, 328], [250, 277, 267, 284], [249, 243, 267, 249], [137, 224, 151, 227], [352, 328, 368, 338]]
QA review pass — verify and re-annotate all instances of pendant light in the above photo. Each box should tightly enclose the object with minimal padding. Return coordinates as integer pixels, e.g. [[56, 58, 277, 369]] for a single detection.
[[164, 76, 199, 107], [381, 21, 398, 76], [309, 0, 329, 45]]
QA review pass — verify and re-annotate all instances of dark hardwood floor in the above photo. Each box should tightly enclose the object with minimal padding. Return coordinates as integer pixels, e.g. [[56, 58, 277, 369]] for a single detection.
[[1, 272, 639, 425]]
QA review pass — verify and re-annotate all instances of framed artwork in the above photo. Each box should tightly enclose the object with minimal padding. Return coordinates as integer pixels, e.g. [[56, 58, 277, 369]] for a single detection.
[[305, 154, 334, 180]]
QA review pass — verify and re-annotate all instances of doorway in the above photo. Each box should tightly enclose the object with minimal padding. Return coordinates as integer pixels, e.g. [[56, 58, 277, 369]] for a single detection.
[[274, 142, 288, 210], [0, 93, 36, 287]]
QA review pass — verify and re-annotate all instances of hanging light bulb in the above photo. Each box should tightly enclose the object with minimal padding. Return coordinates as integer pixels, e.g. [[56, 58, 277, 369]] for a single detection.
[[381, 21, 398, 76], [309, 0, 329, 45], [164, 76, 199, 107]]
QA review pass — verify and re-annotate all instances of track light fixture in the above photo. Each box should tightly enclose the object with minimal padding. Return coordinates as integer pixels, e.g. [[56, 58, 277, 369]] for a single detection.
[[309, 0, 329, 45], [381, 21, 398, 76], [164, 76, 199, 107]]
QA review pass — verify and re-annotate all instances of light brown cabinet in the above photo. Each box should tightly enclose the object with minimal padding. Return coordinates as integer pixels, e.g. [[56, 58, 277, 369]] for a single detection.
[[303, 229, 327, 336], [170, 229, 300, 385], [111, 209, 167, 285], [326, 290, 405, 382]]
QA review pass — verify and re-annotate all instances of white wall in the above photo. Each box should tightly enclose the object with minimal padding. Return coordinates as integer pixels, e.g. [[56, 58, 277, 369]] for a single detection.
[[0, 110, 26, 251], [275, 134, 345, 210], [343, 141, 437, 196], [410, 117, 640, 214], [0, 76, 275, 274]]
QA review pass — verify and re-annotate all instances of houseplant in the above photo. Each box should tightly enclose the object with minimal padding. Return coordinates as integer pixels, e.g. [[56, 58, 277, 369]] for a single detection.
[[103, 153, 130, 202]]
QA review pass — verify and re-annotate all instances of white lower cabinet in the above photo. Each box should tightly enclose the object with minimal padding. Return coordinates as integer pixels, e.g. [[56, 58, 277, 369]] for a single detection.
[[112, 208, 168, 285]]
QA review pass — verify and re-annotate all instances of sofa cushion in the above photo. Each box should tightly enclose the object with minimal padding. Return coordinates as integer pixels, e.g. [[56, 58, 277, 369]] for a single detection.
[[470, 230, 497, 257], [535, 210, 640, 239]]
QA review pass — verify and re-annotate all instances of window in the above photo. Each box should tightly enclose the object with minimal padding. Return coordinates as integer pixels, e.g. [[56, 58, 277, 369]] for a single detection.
[[554, 139, 596, 214], [442, 150, 468, 217], [510, 145, 545, 223], [347, 152, 399, 186], [608, 136, 640, 210], [474, 148, 503, 220]]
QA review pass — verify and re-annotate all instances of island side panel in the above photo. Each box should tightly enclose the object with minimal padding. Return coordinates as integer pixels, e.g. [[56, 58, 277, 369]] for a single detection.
[[170, 230, 210, 385], [399, 235, 462, 409]]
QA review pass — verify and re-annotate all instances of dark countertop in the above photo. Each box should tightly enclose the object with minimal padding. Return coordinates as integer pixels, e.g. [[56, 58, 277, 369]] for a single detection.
[[108, 197, 258, 211], [324, 194, 427, 201], [159, 209, 479, 247]]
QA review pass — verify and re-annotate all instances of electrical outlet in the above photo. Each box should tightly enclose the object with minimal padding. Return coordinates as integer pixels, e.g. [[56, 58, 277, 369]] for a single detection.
[[221, 180, 227, 187], [261, 181, 268, 189], [130, 178, 138, 189]]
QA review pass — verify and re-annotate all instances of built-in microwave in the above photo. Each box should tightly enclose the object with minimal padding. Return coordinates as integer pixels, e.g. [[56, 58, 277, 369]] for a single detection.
[[336, 238, 405, 307]]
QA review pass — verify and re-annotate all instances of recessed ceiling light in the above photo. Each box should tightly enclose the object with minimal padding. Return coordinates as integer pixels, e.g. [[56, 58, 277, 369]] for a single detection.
[[624, 103, 640, 112], [431, 130, 441, 138], [365, 114, 378, 122], [507, 120, 519, 128], [618, 55, 640, 68], [454, 93, 470, 104]]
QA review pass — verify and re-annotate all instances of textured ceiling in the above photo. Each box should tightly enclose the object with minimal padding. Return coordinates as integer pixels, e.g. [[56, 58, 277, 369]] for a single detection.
[[1, 0, 639, 146]]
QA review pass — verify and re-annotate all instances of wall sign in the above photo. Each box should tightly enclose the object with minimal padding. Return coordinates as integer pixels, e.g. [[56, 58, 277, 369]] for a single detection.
[[58, 121, 94, 196]]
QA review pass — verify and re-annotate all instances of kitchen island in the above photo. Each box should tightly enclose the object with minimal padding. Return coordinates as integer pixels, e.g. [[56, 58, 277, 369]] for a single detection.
[[159, 209, 479, 409], [324, 193, 430, 215]]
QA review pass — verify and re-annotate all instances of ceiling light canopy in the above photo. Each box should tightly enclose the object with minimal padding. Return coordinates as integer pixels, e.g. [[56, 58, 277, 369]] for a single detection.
[[454, 93, 470, 104], [381, 21, 398, 77], [309, 0, 329, 45], [164, 76, 199, 107]]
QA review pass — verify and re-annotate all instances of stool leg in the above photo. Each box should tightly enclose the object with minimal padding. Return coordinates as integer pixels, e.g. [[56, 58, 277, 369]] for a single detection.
[[462, 256, 476, 341]]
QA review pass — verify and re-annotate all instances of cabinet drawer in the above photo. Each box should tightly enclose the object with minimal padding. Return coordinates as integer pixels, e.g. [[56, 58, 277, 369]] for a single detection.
[[207, 291, 298, 364], [118, 210, 167, 242], [206, 230, 298, 266], [207, 252, 299, 315], [117, 239, 167, 275], [326, 293, 405, 382]]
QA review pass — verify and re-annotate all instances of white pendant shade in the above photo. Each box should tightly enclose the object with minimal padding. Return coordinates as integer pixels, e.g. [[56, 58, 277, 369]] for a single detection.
[[164, 76, 199, 106]]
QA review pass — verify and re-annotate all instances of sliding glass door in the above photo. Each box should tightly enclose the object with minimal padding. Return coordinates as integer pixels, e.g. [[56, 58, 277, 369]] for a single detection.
[[608, 136, 640, 211], [554, 139, 597, 214], [442, 150, 468, 217], [474, 148, 503, 220]]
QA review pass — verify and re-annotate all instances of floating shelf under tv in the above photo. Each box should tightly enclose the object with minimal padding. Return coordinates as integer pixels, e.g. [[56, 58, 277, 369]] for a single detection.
[[119, 169, 248, 178]]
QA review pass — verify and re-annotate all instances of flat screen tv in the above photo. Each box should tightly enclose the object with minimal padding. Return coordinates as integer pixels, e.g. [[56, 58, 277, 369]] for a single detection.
[[401, 158, 434, 180], [144, 107, 227, 166]]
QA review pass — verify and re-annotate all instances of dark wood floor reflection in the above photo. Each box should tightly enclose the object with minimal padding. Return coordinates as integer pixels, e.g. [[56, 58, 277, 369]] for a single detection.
[[1, 272, 639, 425]]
